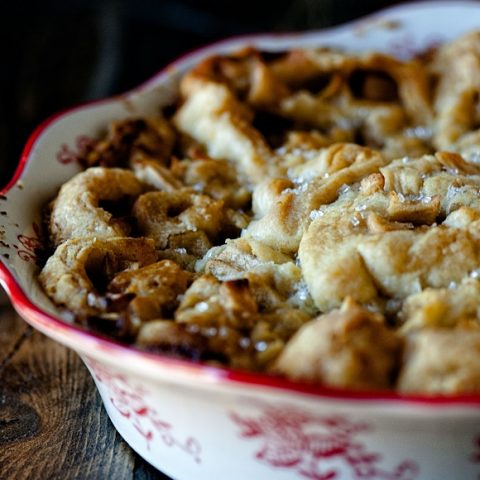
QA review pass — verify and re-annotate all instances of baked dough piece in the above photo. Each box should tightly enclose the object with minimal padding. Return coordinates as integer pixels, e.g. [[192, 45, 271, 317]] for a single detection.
[[133, 189, 248, 270], [132, 151, 252, 210], [203, 237, 314, 313], [269, 49, 431, 124], [430, 31, 480, 151], [274, 298, 401, 389], [136, 320, 211, 361], [246, 143, 388, 253], [300, 198, 480, 311], [299, 152, 480, 312], [108, 260, 193, 324], [400, 279, 480, 333], [174, 274, 310, 369], [39, 237, 157, 317], [83, 117, 176, 168], [174, 77, 280, 184], [398, 328, 480, 393], [134, 190, 225, 249], [49, 167, 143, 247], [132, 153, 183, 192], [204, 237, 291, 278], [170, 156, 251, 210]]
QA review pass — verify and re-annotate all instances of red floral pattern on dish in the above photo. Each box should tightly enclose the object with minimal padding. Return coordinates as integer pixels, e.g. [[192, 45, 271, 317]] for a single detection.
[[56, 135, 95, 165], [231, 404, 418, 480], [16, 221, 42, 263], [85, 358, 202, 463]]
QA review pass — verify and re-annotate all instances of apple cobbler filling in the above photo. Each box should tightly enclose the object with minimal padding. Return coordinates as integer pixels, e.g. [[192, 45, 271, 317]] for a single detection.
[[40, 31, 480, 393]]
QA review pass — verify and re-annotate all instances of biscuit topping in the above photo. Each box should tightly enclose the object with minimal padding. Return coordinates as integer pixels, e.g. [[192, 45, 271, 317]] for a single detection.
[[39, 32, 480, 393]]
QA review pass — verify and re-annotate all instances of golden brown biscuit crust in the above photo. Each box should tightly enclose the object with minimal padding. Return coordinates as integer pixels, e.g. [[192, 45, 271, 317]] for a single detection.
[[39, 32, 480, 393]]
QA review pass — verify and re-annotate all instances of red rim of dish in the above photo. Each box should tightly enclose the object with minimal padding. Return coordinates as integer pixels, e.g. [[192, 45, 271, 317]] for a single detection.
[[2, 0, 480, 407]]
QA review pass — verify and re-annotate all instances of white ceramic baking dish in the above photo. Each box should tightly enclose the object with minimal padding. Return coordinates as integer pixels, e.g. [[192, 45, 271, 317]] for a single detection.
[[2, 2, 480, 479]]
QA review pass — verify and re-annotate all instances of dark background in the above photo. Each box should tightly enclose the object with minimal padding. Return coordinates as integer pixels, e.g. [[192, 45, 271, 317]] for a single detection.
[[0, 1, 403, 478], [0, 0, 402, 186]]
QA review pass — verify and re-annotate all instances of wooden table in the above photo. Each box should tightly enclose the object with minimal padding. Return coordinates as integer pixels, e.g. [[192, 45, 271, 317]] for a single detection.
[[0, 301, 171, 479]]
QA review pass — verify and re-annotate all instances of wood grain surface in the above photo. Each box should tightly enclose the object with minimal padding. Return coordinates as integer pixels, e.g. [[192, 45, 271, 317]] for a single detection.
[[0, 305, 172, 480]]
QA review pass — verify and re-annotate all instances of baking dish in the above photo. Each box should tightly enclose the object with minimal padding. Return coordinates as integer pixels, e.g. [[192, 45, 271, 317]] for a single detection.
[[2, 2, 480, 479]]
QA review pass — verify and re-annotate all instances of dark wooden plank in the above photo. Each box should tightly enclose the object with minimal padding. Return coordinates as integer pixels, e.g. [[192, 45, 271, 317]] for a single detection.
[[0, 307, 171, 479]]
